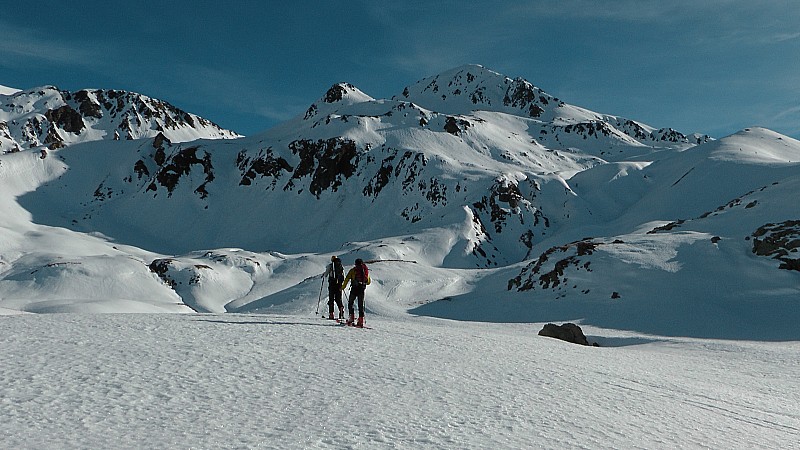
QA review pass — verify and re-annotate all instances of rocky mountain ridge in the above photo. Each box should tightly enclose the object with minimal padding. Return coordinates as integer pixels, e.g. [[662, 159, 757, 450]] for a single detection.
[[22, 66, 707, 265], [0, 86, 240, 153], [1, 66, 797, 331]]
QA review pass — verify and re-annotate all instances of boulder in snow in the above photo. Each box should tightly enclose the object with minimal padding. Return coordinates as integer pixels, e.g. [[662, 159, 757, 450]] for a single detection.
[[538, 323, 597, 346]]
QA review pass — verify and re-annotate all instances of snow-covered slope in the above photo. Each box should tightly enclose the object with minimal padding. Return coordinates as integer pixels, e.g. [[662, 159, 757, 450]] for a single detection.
[[0, 84, 20, 95], [0, 66, 798, 341], [0, 85, 240, 153], [1, 313, 798, 449]]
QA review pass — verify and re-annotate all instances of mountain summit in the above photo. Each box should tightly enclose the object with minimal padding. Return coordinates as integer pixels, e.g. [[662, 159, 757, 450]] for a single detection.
[[395, 64, 561, 119]]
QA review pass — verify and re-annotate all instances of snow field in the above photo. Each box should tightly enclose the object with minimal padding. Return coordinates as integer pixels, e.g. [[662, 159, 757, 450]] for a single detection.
[[1, 313, 798, 449]]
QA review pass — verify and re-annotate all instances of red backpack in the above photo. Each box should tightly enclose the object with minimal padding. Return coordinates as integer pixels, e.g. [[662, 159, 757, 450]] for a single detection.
[[355, 261, 369, 286]]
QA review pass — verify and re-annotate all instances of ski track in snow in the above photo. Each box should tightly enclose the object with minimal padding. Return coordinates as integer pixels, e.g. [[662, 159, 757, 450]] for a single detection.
[[0, 313, 798, 449]]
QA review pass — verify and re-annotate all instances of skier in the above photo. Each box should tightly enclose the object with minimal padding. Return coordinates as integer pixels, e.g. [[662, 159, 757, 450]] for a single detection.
[[322, 255, 345, 320], [342, 258, 371, 327]]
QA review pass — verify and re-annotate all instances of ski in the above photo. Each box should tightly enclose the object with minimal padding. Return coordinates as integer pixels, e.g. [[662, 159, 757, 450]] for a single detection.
[[318, 316, 370, 328], [335, 319, 372, 329]]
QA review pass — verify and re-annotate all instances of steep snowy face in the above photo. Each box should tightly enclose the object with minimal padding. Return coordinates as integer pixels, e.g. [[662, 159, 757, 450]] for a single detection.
[[0, 86, 240, 153]]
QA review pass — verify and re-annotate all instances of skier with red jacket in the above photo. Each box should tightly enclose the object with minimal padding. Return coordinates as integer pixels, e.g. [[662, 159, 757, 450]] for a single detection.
[[341, 258, 371, 327]]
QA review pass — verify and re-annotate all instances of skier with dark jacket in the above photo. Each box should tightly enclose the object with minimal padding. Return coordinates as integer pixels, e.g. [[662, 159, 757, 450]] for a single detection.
[[323, 255, 345, 320], [341, 258, 371, 327]]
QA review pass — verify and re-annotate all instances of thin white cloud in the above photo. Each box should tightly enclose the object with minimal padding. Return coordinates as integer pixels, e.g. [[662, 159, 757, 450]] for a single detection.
[[502, 0, 779, 23], [502, 0, 696, 22], [763, 32, 800, 44], [0, 21, 100, 66], [771, 105, 800, 121]]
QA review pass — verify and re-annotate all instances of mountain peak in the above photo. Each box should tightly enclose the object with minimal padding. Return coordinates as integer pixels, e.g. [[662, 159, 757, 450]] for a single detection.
[[321, 82, 373, 105], [707, 127, 800, 164], [302, 82, 374, 121], [394, 65, 559, 120]]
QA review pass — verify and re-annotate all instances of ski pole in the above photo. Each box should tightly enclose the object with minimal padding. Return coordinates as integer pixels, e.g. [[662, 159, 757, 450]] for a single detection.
[[348, 284, 353, 320], [315, 276, 324, 315]]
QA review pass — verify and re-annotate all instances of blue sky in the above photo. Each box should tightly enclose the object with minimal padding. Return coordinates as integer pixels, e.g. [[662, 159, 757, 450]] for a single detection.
[[2, 1, 799, 138]]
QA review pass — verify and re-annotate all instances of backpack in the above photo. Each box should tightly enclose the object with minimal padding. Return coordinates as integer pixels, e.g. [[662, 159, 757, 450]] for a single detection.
[[355, 263, 369, 286], [333, 258, 344, 283]]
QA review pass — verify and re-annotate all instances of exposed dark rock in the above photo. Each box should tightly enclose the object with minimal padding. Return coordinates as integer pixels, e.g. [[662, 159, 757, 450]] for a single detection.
[[648, 220, 685, 234], [363, 153, 396, 198], [74, 90, 103, 119], [148, 258, 177, 288], [538, 323, 596, 346], [304, 104, 318, 120], [444, 116, 472, 135], [44, 126, 64, 149], [286, 138, 359, 198], [396, 151, 426, 191], [496, 180, 523, 209], [147, 145, 214, 197], [44, 105, 85, 133], [153, 132, 170, 149], [419, 177, 447, 206], [520, 229, 535, 255], [651, 128, 687, 143], [562, 121, 613, 139], [238, 148, 292, 187], [470, 87, 488, 105], [752, 221, 800, 271], [508, 238, 600, 291], [153, 145, 166, 166], [471, 178, 528, 234], [323, 83, 355, 103], [93, 182, 112, 201], [619, 120, 649, 140], [133, 160, 150, 179], [401, 203, 422, 223], [195, 183, 210, 199], [502, 79, 546, 118]]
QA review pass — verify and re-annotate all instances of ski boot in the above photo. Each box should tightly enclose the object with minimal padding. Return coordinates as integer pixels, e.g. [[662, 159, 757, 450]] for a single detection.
[[356, 316, 364, 328], [346, 314, 355, 325]]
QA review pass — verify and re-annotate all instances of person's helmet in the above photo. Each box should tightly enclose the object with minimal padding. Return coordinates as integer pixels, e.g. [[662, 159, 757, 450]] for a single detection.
[[331, 255, 336, 261], [355, 258, 363, 265]]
